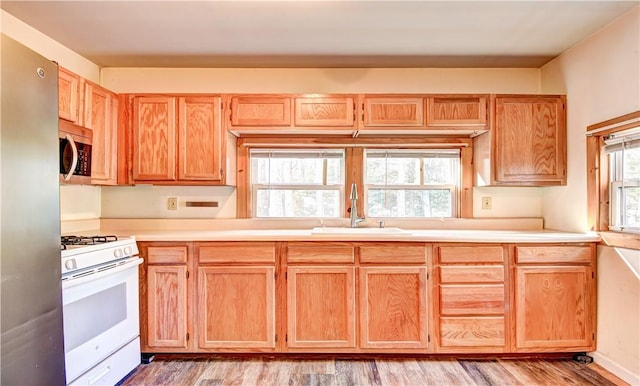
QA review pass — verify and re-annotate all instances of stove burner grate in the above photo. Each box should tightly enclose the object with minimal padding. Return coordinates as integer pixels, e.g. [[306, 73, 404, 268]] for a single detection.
[[61, 235, 118, 250]]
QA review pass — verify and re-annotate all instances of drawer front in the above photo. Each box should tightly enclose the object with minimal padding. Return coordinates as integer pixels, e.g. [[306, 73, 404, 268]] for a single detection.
[[440, 265, 504, 284], [516, 245, 593, 264], [439, 316, 505, 347], [439, 246, 504, 264], [198, 242, 276, 264], [359, 243, 426, 264], [440, 285, 504, 315], [287, 242, 355, 264], [147, 246, 188, 264]]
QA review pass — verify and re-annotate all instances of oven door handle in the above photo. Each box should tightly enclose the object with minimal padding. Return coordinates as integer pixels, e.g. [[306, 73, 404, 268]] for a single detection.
[[63, 134, 79, 181], [62, 258, 143, 289]]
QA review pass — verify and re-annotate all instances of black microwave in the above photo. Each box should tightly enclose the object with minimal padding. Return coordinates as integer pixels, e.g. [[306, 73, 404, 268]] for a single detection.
[[59, 119, 92, 184]]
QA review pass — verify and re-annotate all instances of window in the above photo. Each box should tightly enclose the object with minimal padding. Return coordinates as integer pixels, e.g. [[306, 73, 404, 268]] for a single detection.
[[364, 149, 460, 217], [250, 149, 345, 218], [605, 129, 640, 232]]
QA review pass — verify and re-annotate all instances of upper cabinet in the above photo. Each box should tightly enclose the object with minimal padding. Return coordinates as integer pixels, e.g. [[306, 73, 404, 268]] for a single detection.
[[228, 95, 357, 134], [474, 95, 567, 186], [426, 96, 487, 127], [362, 97, 425, 127], [132, 96, 232, 185], [58, 67, 81, 123], [84, 81, 119, 185]]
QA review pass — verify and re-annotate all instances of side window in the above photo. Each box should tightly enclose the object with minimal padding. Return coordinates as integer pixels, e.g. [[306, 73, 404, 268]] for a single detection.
[[250, 149, 345, 218], [364, 149, 460, 217], [605, 130, 640, 232]]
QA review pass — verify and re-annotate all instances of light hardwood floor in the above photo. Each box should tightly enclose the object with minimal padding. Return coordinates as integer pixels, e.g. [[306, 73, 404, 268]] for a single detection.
[[119, 357, 627, 386]]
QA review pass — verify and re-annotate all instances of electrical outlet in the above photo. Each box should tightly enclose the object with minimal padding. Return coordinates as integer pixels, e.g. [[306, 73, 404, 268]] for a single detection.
[[481, 196, 492, 210], [167, 197, 178, 210]]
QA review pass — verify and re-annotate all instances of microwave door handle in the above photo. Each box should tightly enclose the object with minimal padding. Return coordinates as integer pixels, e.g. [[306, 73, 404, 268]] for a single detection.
[[64, 134, 78, 181]]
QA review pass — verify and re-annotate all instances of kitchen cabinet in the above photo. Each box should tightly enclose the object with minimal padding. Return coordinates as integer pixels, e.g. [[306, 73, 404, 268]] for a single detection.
[[362, 96, 425, 127], [195, 242, 276, 350], [474, 95, 567, 186], [140, 243, 190, 351], [436, 245, 508, 352], [58, 66, 81, 123], [358, 243, 428, 350], [294, 97, 355, 127], [230, 96, 291, 127], [513, 244, 596, 352], [426, 96, 487, 127], [84, 81, 119, 185], [286, 242, 356, 350], [132, 96, 228, 184]]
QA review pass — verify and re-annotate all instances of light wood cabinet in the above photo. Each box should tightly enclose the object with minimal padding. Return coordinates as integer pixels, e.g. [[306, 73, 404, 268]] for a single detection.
[[197, 266, 275, 349], [474, 95, 567, 186], [84, 81, 119, 185], [359, 266, 428, 349], [294, 97, 355, 127], [362, 97, 425, 127], [436, 245, 507, 352], [133, 96, 226, 184], [287, 266, 356, 349], [58, 67, 81, 123], [426, 96, 487, 127], [513, 244, 596, 352], [230, 96, 291, 127]]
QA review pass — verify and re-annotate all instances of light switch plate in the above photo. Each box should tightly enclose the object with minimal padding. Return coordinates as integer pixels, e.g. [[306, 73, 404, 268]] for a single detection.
[[482, 197, 492, 210], [167, 197, 178, 210]]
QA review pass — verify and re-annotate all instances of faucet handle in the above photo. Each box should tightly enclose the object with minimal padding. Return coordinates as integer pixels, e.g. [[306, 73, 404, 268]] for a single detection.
[[378, 220, 385, 228]]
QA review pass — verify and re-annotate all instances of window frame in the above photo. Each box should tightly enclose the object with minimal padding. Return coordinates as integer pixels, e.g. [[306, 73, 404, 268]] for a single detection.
[[236, 136, 473, 220], [586, 110, 640, 250]]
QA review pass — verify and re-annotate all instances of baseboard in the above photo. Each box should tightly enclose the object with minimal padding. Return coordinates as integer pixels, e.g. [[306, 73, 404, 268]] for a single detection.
[[591, 351, 640, 385]]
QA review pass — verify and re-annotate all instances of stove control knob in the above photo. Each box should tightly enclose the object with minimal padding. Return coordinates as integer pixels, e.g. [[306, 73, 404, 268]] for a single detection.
[[124, 246, 133, 256], [64, 259, 77, 271], [114, 248, 123, 258]]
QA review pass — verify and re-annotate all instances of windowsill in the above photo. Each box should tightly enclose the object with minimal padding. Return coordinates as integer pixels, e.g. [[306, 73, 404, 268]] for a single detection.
[[598, 231, 640, 250]]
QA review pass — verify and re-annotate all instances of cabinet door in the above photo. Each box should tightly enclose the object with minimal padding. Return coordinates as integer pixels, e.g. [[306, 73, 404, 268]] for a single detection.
[[515, 266, 595, 351], [147, 265, 188, 348], [287, 266, 356, 349], [133, 97, 177, 181], [85, 83, 118, 185], [494, 96, 566, 185], [230, 96, 291, 126], [363, 97, 425, 127], [178, 97, 223, 181], [359, 267, 428, 349], [426, 96, 487, 127], [198, 266, 275, 349], [58, 67, 80, 123], [294, 97, 355, 127]]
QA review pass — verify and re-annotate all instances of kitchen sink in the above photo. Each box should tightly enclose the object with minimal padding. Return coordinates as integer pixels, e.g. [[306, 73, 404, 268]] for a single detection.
[[311, 227, 410, 235]]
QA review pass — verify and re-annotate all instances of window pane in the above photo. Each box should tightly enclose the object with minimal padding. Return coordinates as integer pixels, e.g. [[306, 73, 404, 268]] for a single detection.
[[255, 189, 341, 218], [365, 157, 420, 185], [251, 158, 324, 184], [424, 158, 458, 184], [623, 147, 640, 180], [367, 189, 452, 217], [624, 186, 640, 227]]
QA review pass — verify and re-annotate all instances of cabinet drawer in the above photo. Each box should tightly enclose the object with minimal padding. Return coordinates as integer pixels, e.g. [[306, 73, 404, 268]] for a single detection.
[[440, 265, 504, 283], [359, 243, 426, 264], [439, 316, 505, 347], [287, 242, 354, 264], [516, 245, 592, 264], [439, 246, 504, 264], [198, 242, 276, 264], [147, 246, 188, 264], [440, 285, 504, 315]]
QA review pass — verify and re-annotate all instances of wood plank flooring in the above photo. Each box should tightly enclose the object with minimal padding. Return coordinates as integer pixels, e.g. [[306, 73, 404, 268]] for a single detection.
[[119, 357, 627, 386]]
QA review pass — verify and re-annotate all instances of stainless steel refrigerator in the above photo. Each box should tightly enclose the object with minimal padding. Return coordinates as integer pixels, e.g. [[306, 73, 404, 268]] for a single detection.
[[1, 34, 66, 384]]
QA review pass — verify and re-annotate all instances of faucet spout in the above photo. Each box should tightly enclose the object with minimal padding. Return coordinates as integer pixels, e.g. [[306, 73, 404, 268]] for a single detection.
[[349, 183, 365, 228]]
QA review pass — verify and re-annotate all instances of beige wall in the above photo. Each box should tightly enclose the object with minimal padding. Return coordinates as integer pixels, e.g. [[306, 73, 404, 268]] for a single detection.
[[100, 67, 545, 219], [541, 6, 640, 384], [1, 10, 102, 221]]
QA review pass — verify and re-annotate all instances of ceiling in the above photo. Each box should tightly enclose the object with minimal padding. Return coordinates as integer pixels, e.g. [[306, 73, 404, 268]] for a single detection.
[[2, 1, 638, 68]]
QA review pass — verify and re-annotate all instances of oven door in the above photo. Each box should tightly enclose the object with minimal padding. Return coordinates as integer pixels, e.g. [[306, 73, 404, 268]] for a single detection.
[[62, 258, 142, 383]]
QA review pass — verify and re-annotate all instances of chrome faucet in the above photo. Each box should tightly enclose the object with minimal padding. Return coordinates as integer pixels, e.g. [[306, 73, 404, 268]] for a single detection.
[[349, 183, 365, 228]]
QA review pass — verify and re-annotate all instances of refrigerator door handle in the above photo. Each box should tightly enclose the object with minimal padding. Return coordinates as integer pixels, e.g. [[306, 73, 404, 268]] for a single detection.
[[63, 133, 78, 181]]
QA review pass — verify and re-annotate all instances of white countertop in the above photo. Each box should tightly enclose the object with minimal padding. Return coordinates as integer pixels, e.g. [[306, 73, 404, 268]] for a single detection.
[[106, 228, 600, 243]]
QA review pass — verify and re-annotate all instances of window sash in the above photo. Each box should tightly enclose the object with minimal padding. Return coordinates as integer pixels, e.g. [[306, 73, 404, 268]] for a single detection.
[[252, 185, 345, 218]]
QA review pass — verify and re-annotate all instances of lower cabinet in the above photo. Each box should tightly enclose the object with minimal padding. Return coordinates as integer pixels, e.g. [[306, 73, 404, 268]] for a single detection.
[[359, 267, 428, 349], [197, 266, 276, 349], [287, 266, 356, 349]]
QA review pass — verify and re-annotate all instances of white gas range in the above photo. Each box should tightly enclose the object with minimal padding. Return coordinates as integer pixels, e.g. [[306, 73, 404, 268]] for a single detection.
[[61, 235, 143, 386]]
